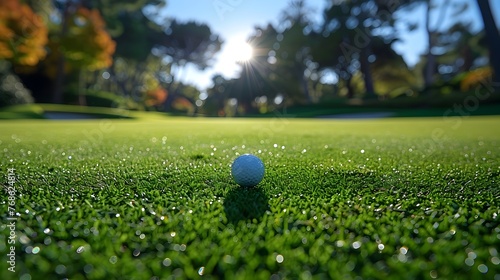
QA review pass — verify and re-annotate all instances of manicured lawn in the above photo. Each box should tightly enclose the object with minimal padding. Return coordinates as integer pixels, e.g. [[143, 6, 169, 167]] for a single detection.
[[1, 116, 499, 279]]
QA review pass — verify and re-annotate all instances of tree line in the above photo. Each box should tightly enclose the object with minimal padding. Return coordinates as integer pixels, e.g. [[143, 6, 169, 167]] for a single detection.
[[0, 0, 498, 115]]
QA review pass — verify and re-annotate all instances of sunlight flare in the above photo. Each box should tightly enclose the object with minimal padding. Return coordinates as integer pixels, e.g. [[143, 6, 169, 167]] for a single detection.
[[225, 39, 253, 63]]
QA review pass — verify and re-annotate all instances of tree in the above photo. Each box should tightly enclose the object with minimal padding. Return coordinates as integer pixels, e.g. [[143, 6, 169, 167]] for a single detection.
[[370, 37, 417, 96], [0, 0, 48, 66], [276, 0, 316, 103], [205, 74, 231, 116], [157, 20, 222, 75], [50, 6, 116, 105], [61, 7, 116, 70], [112, 11, 164, 61], [435, 23, 487, 77], [423, 0, 453, 88], [155, 20, 223, 109], [476, 0, 500, 84], [316, 0, 384, 98], [50, 0, 162, 104], [96, 55, 170, 107], [245, 24, 283, 105], [78, 0, 166, 37]]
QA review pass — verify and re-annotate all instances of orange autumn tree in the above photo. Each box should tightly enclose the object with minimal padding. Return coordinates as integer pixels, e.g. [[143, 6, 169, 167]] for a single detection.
[[46, 6, 116, 77], [145, 87, 168, 107], [0, 0, 48, 66], [61, 7, 116, 70], [48, 6, 116, 104]]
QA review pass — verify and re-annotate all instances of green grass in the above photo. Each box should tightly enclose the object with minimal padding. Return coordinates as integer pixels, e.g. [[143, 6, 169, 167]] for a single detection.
[[0, 104, 173, 120], [1, 116, 499, 279], [0, 104, 46, 119]]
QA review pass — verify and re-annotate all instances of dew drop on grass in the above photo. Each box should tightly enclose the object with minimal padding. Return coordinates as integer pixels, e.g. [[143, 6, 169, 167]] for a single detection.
[[352, 241, 361, 249], [55, 265, 67, 275], [478, 264, 488, 273], [276, 254, 284, 263], [76, 246, 85, 254], [400, 247, 408, 255], [223, 255, 235, 264], [378, 244, 385, 250], [84, 264, 93, 274], [198, 267, 205, 276], [163, 258, 172, 267], [465, 258, 474, 266], [398, 254, 408, 263]]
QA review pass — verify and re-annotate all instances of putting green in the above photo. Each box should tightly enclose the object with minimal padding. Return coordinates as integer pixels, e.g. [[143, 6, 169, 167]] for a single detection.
[[0, 116, 499, 279]]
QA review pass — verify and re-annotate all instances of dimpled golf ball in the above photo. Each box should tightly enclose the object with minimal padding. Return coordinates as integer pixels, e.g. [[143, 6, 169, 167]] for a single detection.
[[231, 154, 265, 187]]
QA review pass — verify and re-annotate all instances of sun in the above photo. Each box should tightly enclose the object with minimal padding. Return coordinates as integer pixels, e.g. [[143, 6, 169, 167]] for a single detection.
[[225, 40, 253, 63]]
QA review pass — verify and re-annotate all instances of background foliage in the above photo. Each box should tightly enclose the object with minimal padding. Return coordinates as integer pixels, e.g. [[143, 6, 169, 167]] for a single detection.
[[0, 0, 498, 114]]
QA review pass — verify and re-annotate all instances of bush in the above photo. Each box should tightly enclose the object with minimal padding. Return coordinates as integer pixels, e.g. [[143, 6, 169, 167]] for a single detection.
[[66, 89, 144, 110], [0, 61, 34, 108]]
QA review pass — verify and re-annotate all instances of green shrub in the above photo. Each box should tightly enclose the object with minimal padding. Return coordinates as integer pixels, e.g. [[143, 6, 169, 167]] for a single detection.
[[67, 89, 144, 110]]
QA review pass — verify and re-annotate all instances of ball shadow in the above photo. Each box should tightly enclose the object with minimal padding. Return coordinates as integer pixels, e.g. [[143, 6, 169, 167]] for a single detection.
[[223, 187, 269, 223]]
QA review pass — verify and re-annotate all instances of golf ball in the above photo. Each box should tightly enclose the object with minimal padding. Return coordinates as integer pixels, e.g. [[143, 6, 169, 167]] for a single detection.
[[231, 154, 265, 187]]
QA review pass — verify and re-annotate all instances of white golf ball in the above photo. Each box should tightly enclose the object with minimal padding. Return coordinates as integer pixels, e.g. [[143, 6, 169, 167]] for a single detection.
[[231, 154, 265, 187]]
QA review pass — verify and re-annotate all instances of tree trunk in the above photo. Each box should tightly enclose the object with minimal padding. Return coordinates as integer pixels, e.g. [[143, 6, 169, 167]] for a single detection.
[[109, 66, 127, 97], [461, 46, 473, 72], [424, 2, 435, 88], [424, 0, 451, 88], [299, 68, 311, 103], [477, 0, 500, 84], [78, 70, 87, 106], [359, 47, 375, 98], [52, 3, 70, 104], [346, 76, 355, 99]]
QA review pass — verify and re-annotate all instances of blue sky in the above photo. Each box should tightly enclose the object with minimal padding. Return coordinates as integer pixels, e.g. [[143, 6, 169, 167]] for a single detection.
[[161, 0, 500, 91]]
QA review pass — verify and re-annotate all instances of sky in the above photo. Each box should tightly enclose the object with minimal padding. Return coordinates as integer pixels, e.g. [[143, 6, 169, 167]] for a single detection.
[[161, 0, 500, 92]]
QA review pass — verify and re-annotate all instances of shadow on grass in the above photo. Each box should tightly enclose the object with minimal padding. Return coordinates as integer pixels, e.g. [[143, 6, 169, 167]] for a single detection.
[[223, 187, 269, 223]]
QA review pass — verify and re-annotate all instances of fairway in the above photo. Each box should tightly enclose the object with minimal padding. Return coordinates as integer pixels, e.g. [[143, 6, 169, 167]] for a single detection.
[[1, 116, 500, 279]]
